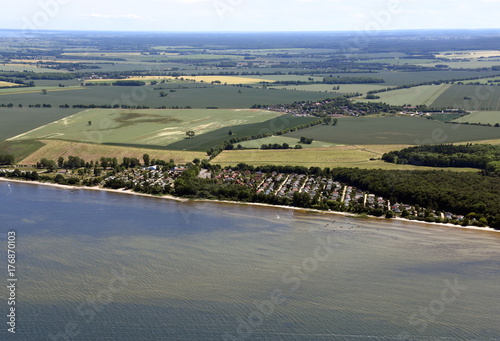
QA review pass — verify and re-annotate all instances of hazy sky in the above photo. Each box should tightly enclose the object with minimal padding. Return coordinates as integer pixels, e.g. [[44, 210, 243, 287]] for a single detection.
[[2, 0, 500, 32]]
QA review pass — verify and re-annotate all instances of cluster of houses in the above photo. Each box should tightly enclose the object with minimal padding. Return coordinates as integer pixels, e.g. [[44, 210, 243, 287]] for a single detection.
[[214, 169, 387, 210], [0, 166, 466, 221], [101, 167, 184, 192], [264, 99, 365, 117], [209, 168, 466, 221]]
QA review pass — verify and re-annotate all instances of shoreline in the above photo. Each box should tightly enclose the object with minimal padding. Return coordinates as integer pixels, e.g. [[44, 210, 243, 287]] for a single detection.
[[1, 177, 499, 233]]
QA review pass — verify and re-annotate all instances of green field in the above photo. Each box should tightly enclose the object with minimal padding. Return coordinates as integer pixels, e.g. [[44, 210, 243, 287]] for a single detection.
[[430, 84, 500, 110], [10, 108, 284, 147], [453, 111, 500, 125], [0, 83, 330, 108], [211, 147, 478, 171], [0, 140, 45, 162], [284, 116, 500, 145], [166, 115, 318, 151], [269, 84, 388, 94], [357, 84, 451, 106], [0, 107, 81, 141], [311, 71, 500, 87], [237, 136, 339, 149]]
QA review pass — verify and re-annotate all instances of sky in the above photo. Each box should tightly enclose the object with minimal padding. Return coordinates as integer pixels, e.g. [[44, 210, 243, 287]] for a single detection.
[[1, 0, 500, 32]]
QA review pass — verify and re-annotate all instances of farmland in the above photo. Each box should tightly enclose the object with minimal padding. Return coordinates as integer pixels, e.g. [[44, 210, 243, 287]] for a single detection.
[[0, 140, 45, 163], [357, 84, 451, 106], [166, 115, 318, 151], [211, 146, 478, 171], [452, 111, 500, 125], [430, 84, 500, 110], [16, 140, 205, 166], [284, 116, 500, 145], [237, 136, 339, 149], [0, 86, 86, 96], [2, 30, 500, 172], [0, 83, 330, 108], [10, 108, 283, 147], [86, 75, 276, 85], [0, 81, 18, 87], [0, 107, 81, 141]]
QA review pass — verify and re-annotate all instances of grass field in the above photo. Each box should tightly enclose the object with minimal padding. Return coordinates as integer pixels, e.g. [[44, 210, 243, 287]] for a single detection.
[[0, 64, 70, 73], [452, 111, 500, 125], [463, 77, 500, 85], [0, 83, 329, 108], [0, 86, 86, 95], [0, 107, 81, 141], [357, 84, 451, 106], [17, 140, 205, 166], [269, 84, 388, 94], [237, 136, 339, 149], [166, 115, 319, 151], [430, 84, 500, 111], [0, 140, 45, 162], [9, 108, 283, 146], [284, 116, 500, 145], [211, 146, 478, 171]]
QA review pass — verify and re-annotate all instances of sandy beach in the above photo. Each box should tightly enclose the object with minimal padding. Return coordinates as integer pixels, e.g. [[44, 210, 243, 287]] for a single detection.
[[1, 177, 498, 233]]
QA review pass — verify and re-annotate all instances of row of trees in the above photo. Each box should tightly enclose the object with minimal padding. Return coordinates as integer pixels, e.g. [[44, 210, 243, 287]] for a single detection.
[[382, 144, 500, 172], [260, 143, 303, 150]]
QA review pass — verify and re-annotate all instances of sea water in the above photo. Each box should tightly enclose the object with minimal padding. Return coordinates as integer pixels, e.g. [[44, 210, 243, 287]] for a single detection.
[[0, 181, 499, 340]]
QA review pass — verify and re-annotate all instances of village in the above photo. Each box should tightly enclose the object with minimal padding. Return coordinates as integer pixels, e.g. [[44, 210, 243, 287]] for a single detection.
[[1, 163, 467, 223]]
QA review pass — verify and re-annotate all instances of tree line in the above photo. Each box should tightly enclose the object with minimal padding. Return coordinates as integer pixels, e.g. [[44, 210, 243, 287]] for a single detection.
[[382, 144, 500, 173]]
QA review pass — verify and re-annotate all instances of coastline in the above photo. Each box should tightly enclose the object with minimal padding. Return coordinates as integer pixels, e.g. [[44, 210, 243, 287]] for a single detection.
[[1, 177, 499, 233]]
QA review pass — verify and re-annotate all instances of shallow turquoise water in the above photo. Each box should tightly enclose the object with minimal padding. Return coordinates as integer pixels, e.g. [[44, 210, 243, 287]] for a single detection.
[[1, 182, 499, 340]]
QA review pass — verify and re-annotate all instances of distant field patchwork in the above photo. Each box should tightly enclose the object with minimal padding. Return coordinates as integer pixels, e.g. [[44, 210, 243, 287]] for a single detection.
[[86, 75, 276, 85]]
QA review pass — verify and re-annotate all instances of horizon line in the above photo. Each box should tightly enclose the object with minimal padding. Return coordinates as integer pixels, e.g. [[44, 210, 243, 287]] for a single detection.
[[2, 27, 500, 35]]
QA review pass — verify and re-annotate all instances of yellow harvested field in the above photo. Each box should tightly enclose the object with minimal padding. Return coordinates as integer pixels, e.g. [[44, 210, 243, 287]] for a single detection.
[[0, 81, 19, 87], [211, 146, 477, 172], [86, 75, 275, 85], [18, 140, 206, 166], [436, 50, 500, 59]]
